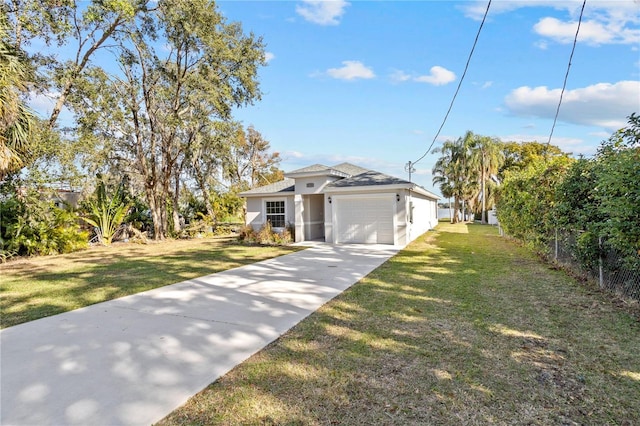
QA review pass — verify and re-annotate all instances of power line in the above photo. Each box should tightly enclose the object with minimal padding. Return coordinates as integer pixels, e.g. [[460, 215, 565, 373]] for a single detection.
[[547, 0, 586, 146], [411, 0, 492, 168]]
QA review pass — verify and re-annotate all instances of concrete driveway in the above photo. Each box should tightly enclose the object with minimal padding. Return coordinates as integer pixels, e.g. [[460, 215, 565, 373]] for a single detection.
[[0, 243, 399, 426]]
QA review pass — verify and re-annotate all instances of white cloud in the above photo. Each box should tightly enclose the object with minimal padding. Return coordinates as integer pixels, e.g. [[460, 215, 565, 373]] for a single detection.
[[481, 81, 493, 89], [296, 0, 350, 26], [390, 69, 411, 83], [390, 67, 456, 86], [414, 66, 456, 86], [504, 80, 640, 130], [265, 52, 275, 63], [534, 16, 640, 45], [462, 1, 640, 46], [325, 60, 375, 80]]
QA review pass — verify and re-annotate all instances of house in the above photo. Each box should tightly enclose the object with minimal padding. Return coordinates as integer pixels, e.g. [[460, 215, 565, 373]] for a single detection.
[[240, 163, 439, 246]]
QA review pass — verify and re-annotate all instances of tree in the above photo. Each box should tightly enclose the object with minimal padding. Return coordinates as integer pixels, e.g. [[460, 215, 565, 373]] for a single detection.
[[469, 135, 503, 224], [592, 113, 640, 269], [496, 154, 574, 247], [188, 121, 239, 220], [4, 0, 145, 128], [72, 0, 266, 239], [432, 131, 477, 223], [224, 125, 283, 191], [499, 141, 566, 178], [0, 13, 35, 179]]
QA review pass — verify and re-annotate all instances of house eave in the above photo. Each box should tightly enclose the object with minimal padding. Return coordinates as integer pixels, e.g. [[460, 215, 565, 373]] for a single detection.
[[323, 183, 414, 193], [324, 183, 440, 200]]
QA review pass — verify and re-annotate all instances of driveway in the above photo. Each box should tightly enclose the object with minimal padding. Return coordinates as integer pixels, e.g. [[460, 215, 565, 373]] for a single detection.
[[0, 243, 399, 426]]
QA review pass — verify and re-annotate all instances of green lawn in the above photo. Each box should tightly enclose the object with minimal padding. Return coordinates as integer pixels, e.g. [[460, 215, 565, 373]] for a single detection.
[[158, 223, 640, 425], [0, 237, 298, 328]]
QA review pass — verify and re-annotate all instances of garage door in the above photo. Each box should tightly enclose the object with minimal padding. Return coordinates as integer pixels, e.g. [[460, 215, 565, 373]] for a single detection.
[[334, 196, 394, 244]]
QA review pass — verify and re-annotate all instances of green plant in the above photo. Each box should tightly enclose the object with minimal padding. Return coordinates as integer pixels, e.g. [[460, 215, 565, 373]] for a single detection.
[[82, 179, 130, 245], [238, 222, 292, 246], [1, 179, 88, 259]]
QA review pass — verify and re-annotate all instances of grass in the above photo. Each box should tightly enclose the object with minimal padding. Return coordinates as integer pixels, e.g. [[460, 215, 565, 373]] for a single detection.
[[0, 236, 299, 329], [157, 223, 640, 425]]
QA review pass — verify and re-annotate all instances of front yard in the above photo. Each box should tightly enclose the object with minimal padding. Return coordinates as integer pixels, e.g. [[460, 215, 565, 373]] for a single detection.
[[0, 237, 298, 329], [158, 223, 639, 425]]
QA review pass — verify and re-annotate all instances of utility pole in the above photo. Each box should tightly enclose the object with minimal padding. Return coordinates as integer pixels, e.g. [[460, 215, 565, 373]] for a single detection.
[[405, 161, 416, 182]]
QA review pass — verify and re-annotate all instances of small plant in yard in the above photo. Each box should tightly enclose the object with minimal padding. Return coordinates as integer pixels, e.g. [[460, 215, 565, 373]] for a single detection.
[[82, 179, 130, 246]]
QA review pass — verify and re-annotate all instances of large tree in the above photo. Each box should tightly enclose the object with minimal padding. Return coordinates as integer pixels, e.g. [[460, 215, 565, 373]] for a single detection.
[[469, 135, 503, 224], [72, 0, 266, 239], [4, 0, 145, 128], [432, 131, 477, 223], [224, 125, 283, 191]]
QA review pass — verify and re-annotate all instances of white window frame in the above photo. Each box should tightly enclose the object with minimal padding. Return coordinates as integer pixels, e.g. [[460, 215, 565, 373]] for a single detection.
[[264, 199, 286, 229]]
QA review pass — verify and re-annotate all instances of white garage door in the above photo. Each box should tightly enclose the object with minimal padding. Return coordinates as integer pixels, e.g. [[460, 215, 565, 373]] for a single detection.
[[334, 196, 394, 244]]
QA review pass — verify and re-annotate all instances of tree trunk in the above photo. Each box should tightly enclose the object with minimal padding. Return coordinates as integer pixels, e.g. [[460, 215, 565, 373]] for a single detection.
[[172, 173, 182, 234], [452, 197, 461, 224], [194, 163, 216, 219], [481, 151, 487, 224]]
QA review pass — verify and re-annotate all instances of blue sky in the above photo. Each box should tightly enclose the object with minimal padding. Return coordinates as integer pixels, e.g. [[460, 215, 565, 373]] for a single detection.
[[216, 0, 640, 194]]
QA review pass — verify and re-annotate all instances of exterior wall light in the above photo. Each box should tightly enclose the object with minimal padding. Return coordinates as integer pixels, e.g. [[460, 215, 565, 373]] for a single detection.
[[328, 196, 332, 204], [396, 194, 400, 202]]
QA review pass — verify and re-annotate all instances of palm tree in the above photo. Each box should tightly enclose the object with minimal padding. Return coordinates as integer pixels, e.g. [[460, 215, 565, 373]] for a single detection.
[[0, 16, 35, 179], [432, 131, 477, 223], [470, 136, 504, 224]]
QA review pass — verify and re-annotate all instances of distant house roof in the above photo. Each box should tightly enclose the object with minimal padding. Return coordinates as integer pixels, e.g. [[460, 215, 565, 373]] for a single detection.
[[239, 178, 295, 196]]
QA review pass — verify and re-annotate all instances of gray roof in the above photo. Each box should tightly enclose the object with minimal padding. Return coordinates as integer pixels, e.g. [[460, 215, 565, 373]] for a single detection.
[[327, 170, 411, 188], [331, 163, 370, 176], [240, 162, 434, 197], [286, 164, 330, 174], [239, 178, 295, 196]]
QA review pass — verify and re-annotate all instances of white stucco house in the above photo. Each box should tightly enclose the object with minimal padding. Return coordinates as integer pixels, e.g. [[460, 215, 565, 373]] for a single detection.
[[239, 163, 439, 246]]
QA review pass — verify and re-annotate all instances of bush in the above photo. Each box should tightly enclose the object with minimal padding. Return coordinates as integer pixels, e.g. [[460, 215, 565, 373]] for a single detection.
[[238, 221, 293, 245], [0, 186, 88, 259]]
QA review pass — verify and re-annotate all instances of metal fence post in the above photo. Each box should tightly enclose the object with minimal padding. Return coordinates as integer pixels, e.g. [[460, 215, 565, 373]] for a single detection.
[[598, 236, 604, 289]]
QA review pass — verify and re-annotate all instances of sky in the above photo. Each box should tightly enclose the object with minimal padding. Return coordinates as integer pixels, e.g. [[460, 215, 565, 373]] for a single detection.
[[215, 0, 640, 194]]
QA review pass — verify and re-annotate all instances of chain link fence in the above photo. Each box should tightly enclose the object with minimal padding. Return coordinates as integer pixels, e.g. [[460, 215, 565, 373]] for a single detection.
[[548, 229, 640, 301]]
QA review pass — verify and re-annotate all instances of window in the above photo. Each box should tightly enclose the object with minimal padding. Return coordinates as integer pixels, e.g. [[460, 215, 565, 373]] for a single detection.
[[265, 200, 286, 228]]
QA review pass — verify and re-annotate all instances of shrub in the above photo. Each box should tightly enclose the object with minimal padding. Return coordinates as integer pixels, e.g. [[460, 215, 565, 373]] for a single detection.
[[0, 186, 88, 259], [238, 221, 293, 245]]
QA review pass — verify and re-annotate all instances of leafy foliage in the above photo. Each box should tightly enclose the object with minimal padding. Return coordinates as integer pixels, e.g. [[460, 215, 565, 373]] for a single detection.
[[0, 14, 36, 178], [432, 131, 504, 223], [497, 155, 574, 247], [82, 178, 130, 246], [497, 114, 640, 271], [239, 222, 293, 246], [0, 179, 88, 260]]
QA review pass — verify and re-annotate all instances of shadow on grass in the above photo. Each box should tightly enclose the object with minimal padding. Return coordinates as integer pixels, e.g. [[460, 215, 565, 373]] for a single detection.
[[158, 224, 640, 425], [0, 239, 300, 328]]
